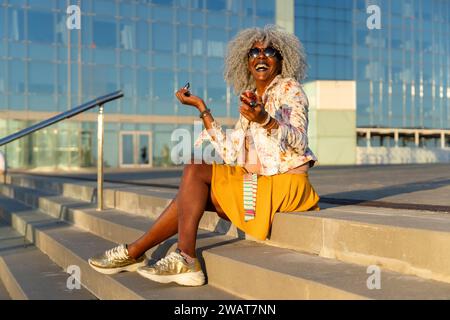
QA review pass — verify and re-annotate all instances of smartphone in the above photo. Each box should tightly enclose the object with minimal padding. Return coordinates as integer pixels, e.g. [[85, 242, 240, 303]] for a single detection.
[[183, 82, 191, 97]]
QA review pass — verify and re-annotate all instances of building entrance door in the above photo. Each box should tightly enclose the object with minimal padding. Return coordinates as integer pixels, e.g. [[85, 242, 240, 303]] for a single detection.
[[119, 131, 152, 168]]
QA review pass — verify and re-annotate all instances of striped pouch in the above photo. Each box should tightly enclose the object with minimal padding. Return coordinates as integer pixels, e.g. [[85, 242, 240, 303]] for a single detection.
[[243, 173, 258, 222]]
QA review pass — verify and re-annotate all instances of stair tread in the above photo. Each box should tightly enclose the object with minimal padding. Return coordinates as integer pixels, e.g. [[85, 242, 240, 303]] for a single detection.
[[4, 191, 450, 299], [205, 241, 450, 299], [298, 203, 450, 233], [0, 195, 238, 300], [0, 279, 11, 300], [0, 222, 95, 300]]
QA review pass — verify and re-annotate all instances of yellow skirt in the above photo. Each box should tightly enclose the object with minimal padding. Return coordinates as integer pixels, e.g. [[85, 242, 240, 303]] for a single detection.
[[211, 163, 320, 241]]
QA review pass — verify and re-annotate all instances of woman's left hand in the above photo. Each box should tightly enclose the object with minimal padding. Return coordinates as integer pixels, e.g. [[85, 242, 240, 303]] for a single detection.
[[239, 93, 268, 124]]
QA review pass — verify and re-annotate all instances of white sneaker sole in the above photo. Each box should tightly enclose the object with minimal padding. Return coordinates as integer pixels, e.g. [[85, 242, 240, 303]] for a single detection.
[[88, 259, 147, 275], [137, 269, 206, 286]]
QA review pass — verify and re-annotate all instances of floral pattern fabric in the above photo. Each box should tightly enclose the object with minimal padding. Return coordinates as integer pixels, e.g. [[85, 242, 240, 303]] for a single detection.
[[194, 75, 317, 176]]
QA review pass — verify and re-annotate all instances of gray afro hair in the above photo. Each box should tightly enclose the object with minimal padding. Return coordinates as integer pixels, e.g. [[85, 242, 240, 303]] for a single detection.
[[224, 25, 307, 94]]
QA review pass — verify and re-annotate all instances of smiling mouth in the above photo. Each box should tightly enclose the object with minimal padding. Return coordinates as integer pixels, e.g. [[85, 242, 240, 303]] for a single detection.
[[255, 63, 269, 72]]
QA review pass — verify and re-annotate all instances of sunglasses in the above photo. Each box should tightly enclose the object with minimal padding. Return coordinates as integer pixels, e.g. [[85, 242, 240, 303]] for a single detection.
[[248, 46, 280, 59]]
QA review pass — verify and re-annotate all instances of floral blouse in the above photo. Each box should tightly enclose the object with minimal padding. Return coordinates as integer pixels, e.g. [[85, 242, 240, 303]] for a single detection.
[[194, 75, 318, 176]]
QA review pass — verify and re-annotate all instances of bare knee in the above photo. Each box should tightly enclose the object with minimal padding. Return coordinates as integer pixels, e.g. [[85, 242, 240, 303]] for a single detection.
[[182, 161, 212, 183]]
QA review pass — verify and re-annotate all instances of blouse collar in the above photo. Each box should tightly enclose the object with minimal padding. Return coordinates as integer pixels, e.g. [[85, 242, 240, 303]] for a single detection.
[[255, 74, 282, 101]]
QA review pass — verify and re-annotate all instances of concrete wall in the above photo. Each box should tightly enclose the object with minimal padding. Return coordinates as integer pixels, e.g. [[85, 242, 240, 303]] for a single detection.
[[357, 147, 450, 164], [304, 81, 357, 165], [276, 0, 294, 33]]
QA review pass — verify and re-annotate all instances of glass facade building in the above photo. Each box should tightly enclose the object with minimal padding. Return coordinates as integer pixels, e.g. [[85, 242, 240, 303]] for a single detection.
[[0, 0, 448, 169], [0, 0, 275, 169], [296, 0, 450, 130]]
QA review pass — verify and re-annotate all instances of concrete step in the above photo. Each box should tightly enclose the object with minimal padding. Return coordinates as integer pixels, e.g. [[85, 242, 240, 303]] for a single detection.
[[0, 195, 238, 300], [2, 188, 450, 299], [0, 280, 11, 300], [270, 203, 450, 284], [4, 175, 450, 284], [0, 222, 95, 300], [203, 241, 450, 300], [4, 174, 248, 239]]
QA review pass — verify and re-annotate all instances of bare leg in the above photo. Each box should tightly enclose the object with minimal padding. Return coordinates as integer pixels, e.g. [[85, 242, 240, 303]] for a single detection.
[[127, 162, 227, 259], [176, 162, 214, 258], [127, 197, 179, 259]]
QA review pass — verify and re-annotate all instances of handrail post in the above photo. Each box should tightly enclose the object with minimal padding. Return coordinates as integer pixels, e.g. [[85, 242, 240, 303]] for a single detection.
[[97, 104, 104, 211]]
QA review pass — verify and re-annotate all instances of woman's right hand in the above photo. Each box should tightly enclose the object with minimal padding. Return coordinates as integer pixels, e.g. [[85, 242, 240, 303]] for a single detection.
[[175, 87, 206, 110]]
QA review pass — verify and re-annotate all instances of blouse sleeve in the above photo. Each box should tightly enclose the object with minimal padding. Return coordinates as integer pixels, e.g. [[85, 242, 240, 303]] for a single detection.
[[194, 117, 247, 164], [274, 80, 309, 154]]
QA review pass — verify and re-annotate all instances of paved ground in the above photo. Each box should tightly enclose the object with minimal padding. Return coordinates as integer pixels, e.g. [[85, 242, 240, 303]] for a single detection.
[[13, 163, 450, 208]]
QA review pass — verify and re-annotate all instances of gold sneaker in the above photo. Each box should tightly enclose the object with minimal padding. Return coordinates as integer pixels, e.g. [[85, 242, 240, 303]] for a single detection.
[[137, 249, 205, 286], [88, 244, 146, 275]]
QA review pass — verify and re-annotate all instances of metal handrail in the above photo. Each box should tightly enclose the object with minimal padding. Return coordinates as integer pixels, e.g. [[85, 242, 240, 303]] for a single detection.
[[0, 90, 123, 146], [0, 90, 124, 211]]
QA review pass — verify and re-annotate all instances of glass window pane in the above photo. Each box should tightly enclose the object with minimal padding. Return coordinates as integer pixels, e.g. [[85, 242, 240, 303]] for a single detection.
[[137, 3, 149, 19], [29, 62, 54, 94], [207, 73, 226, 117], [58, 63, 67, 94], [242, 0, 253, 16], [0, 60, 5, 93], [137, 21, 149, 51], [138, 135, 150, 164], [177, 8, 189, 23], [10, 94, 26, 110], [8, 9, 25, 41], [153, 53, 173, 69], [206, 0, 226, 11], [120, 3, 134, 17], [192, 56, 204, 71], [177, 53, 189, 69], [29, 44, 54, 61], [207, 57, 223, 71], [152, 7, 173, 22], [137, 52, 149, 68], [153, 0, 174, 6], [191, 10, 204, 25], [121, 134, 134, 165], [9, 60, 26, 93], [255, 17, 273, 27], [137, 69, 150, 98], [256, 0, 274, 17], [230, 15, 240, 30], [176, 0, 190, 8], [120, 50, 133, 66], [93, 19, 117, 48], [190, 0, 204, 10], [177, 25, 189, 54], [29, 0, 55, 9], [228, 0, 241, 14], [152, 70, 174, 115], [192, 27, 204, 56], [0, 7, 5, 40], [93, 65, 118, 96], [153, 24, 173, 52], [93, 48, 116, 65], [94, 0, 115, 16], [28, 10, 54, 43], [207, 12, 226, 27], [207, 28, 226, 58], [119, 21, 135, 50], [29, 95, 55, 111], [120, 67, 135, 97]]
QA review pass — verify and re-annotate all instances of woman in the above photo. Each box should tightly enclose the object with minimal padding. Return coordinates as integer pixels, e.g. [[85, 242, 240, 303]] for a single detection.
[[88, 25, 320, 287]]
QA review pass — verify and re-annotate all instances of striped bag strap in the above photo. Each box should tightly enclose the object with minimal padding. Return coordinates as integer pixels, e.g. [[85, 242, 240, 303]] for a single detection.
[[243, 172, 258, 222]]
